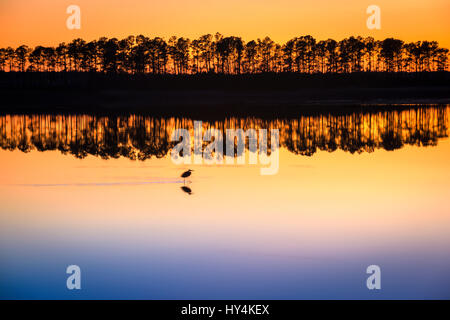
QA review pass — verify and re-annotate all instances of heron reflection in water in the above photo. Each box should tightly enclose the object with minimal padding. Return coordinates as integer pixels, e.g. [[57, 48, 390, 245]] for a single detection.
[[180, 186, 193, 195]]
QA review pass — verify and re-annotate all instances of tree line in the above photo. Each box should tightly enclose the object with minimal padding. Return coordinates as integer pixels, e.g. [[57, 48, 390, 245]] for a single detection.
[[0, 33, 448, 74]]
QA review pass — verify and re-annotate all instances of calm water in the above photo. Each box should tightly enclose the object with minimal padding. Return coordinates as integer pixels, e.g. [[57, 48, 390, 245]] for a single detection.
[[1, 105, 450, 299]]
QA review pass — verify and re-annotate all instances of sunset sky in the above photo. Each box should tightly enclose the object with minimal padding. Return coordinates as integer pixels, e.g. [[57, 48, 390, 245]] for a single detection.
[[1, 0, 449, 48]]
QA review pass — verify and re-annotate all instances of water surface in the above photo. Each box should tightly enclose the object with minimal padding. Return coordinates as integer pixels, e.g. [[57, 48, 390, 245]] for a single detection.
[[1, 105, 449, 299]]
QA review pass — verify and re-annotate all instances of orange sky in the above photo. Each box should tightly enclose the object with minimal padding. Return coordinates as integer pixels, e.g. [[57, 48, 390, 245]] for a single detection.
[[1, 0, 450, 48]]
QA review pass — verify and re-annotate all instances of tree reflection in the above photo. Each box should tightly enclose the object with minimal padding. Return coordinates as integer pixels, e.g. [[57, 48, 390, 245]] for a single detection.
[[0, 106, 448, 160]]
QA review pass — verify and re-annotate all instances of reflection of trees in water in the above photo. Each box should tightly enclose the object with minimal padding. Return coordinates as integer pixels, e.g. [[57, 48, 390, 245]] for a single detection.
[[283, 107, 449, 155], [0, 106, 448, 160]]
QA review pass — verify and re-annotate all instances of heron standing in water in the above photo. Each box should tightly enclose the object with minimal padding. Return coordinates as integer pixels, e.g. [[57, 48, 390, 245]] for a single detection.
[[181, 169, 193, 184]]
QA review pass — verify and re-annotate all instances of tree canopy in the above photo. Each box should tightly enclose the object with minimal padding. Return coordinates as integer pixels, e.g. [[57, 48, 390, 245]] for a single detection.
[[0, 33, 448, 74]]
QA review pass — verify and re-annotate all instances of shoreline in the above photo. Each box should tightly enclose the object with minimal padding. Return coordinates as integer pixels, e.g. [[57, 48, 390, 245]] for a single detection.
[[1, 86, 449, 116]]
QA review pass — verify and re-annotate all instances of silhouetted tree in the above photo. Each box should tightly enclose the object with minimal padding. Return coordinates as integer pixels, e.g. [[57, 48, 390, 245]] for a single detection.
[[0, 34, 447, 74], [15, 45, 30, 72], [0, 48, 7, 71], [244, 40, 258, 73], [380, 38, 404, 72]]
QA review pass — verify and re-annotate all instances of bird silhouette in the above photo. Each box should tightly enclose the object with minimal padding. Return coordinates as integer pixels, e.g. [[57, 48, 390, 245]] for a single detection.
[[181, 169, 193, 184], [180, 186, 193, 195]]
